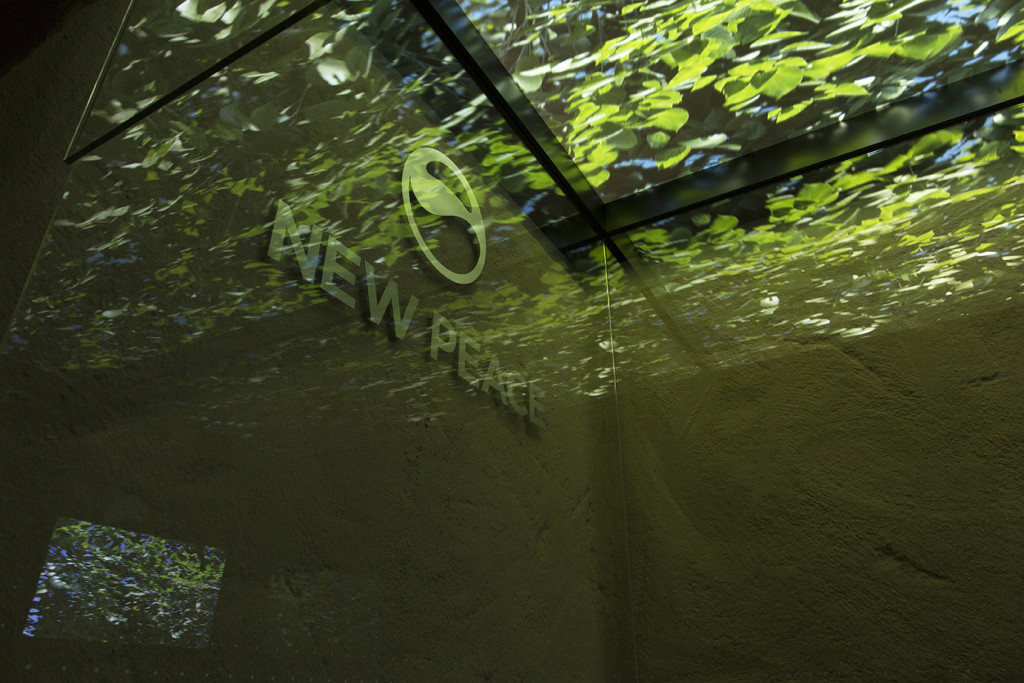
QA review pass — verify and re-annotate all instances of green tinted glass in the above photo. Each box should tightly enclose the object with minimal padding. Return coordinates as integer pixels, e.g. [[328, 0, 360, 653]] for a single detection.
[[609, 103, 1024, 368], [458, 0, 1024, 200], [67, 0, 326, 159]]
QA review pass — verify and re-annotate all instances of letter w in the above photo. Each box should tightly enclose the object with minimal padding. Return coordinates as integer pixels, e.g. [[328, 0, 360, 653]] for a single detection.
[[365, 262, 419, 340]]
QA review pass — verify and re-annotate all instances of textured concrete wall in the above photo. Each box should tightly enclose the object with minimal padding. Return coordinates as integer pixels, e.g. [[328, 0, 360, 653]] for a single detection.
[[617, 301, 1024, 679]]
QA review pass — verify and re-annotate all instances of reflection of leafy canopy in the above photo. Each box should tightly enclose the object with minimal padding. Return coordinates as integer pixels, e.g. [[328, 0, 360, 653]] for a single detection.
[[25, 519, 225, 647], [28, 0, 1024, 400], [78, 0, 312, 144], [604, 105, 1024, 373], [459, 0, 1024, 199], [6, 1, 615, 405]]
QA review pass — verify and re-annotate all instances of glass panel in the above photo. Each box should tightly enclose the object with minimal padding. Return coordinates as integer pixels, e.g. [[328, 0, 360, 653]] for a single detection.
[[457, 0, 1024, 201], [2, 2, 631, 678], [616, 104, 1024, 364], [68, 0, 326, 158], [605, 106, 1024, 678]]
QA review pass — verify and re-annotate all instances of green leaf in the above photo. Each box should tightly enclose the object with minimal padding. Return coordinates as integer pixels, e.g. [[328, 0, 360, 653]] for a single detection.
[[693, 11, 728, 35], [648, 108, 690, 133], [708, 214, 739, 234], [772, 101, 809, 123], [516, 71, 544, 93], [647, 131, 671, 149], [683, 133, 728, 149], [175, 0, 227, 23], [760, 66, 803, 99], [805, 51, 856, 79], [822, 83, 870, 97], [723, 83, 760, 108], [653, 144, 692, 169], [797, 182, 837, 204], [314, 59, 352, 85], [584, 167, 611, 187], [897, 26, 962, 60], [606, 128, 639, 149]]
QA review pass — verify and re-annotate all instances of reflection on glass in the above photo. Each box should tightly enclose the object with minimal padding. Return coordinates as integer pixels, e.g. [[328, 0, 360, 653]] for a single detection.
[[609, 104, 1024, 369], [24, 518, 225, 646], [69, 0, 326, 157], [457, 0, 1024, 200], [3, 0, 612, 417], [2, 1, 623, 679]]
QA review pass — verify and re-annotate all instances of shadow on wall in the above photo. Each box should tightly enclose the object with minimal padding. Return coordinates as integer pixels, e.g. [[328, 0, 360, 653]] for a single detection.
[[0, 0, 88, 77]]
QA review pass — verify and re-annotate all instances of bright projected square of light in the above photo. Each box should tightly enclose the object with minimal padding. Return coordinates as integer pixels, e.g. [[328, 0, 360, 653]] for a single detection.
[[24, 518, 225, 647]]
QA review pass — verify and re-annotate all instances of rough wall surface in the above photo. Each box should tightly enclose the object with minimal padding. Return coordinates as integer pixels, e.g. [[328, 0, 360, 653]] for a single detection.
[[618, 303, 1024, 680]]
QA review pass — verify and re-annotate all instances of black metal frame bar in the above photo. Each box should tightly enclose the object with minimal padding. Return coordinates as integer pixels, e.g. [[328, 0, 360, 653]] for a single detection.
[[406, 0, 640, 269]]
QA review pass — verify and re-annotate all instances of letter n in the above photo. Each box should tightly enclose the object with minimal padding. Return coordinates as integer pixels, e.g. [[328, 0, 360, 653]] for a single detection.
[[268, 200, 323, 283]]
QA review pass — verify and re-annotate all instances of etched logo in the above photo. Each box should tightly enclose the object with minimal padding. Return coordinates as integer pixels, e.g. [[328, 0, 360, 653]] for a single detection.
[[402, 147, 485, 285]]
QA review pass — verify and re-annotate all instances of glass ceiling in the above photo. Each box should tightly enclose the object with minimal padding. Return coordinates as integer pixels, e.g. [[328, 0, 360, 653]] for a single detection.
[[8, 0, 1024, 674], [66, 0, 1024, 264], [16, 0, 585, 375], [67, 0, 319, 159], [456, 0, 1024, 201], [606, 103, 1024, 368]]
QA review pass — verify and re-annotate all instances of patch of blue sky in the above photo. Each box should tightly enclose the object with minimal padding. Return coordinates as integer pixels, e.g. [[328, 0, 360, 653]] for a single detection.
[[86, 252, 139, 266], [927, 3, 984, 25], [933, 136, 979, 165], [619, 157, 659, 170]]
